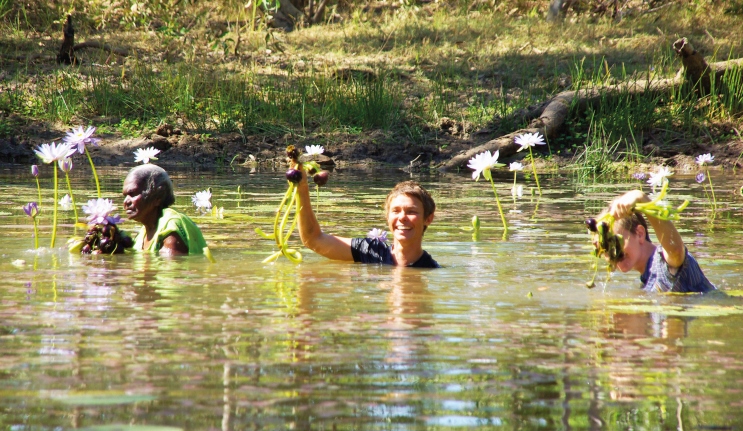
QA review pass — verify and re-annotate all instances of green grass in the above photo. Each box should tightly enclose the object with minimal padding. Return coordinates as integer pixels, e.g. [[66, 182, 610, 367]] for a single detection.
[[0, 0, 741, 169]]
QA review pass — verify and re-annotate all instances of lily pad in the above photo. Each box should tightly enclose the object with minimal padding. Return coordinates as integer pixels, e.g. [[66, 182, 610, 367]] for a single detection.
[[52, 393, 156, 406]]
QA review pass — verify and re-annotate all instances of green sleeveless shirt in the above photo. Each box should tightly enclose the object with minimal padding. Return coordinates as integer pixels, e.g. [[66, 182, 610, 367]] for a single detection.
[[134, 208, 208, 255]]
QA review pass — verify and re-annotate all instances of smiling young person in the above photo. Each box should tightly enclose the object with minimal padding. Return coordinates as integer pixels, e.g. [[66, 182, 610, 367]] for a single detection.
[[605, 190, 714, 293], [296, 168, 439, 268], [122, 164, 207, 255]]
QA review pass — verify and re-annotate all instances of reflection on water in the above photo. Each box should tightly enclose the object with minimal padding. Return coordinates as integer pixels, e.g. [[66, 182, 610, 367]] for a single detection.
[[1, 166, 743, 429]]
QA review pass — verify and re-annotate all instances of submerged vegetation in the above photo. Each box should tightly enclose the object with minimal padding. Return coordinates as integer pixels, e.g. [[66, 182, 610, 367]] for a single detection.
[[0, 0, 742, 174]]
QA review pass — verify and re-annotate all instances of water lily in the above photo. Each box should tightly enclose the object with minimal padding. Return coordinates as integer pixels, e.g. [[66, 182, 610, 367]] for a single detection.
[[192, 189, 212, 211], [646, 166, 673, 193], [23, 202, 40, 249], [467, 150, 508, 233], [511, 184, 524, 198], [64, 125, 102, 198], [34, 142, 75, 164], [57, 158, 79, 222], [82, 198, 120, 225], [509, 162, 524, 172], [64, 126, 96, 152], [696, 172, 706, 183], [695, 153, 716, 210], [695, 153, 714, 166], [59, 194, 73, 211], [133, 147, 161, 164], [34, 142, 75, 248], [514, 132, 546, 195], [305, 145, 324, 156], [367, 228, 388, 243], [509, 162, 524, 199], [631, 172, 646, 181], [31, 164, 42, 211], [467, 150, 503, 181], [23, 202, 39, 218]]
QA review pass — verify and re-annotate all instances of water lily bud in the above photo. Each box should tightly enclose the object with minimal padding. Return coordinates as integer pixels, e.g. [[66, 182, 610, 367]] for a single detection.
[[31, 165, 39, 177], [81, 244, 92, 254], [313, 170, 329, 186], [585, 218, 597, 232], [286, 168, 302, 184]]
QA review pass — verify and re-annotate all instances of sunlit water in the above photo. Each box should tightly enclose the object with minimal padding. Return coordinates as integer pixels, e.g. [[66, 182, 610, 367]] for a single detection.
[[1, 164, 743, 430]]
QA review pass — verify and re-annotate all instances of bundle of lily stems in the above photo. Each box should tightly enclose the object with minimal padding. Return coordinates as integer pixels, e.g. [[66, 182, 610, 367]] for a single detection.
[[585, 180, 689, 288]]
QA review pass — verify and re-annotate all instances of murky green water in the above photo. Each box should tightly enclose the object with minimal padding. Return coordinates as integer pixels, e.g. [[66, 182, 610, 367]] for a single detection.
[[2, 165, 743, 430]]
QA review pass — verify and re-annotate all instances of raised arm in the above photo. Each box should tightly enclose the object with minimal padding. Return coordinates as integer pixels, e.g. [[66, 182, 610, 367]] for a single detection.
[[295, 166, 354, 261], [609, 190, 686, 268]]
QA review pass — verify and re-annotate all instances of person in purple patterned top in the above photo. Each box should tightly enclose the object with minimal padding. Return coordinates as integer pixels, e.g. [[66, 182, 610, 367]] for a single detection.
[[604, 190, 715, 293]]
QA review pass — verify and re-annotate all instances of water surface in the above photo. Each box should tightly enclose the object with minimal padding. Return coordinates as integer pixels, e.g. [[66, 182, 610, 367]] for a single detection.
[[1, 165, 743, 430]]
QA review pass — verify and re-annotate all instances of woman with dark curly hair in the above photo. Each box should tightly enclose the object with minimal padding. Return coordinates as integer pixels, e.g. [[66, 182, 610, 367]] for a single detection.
[[122, 164, 207, 255]]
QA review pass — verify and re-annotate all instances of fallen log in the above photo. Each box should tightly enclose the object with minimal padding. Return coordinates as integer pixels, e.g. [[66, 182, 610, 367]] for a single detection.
[[439, 37, 743, 171]]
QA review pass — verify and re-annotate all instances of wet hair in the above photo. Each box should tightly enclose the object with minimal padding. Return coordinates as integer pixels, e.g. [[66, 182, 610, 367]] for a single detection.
[[384, 181, 436, 230], [125, 164, 176, 216], [600, 209, 651, 242]]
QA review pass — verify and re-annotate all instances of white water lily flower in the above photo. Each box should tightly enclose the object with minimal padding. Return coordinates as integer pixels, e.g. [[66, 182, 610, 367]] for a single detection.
[[64, 125, 98, 153], [82, 198, 120, 225], [34, 142, 76, 164], [509, 162, 524, 171], [133, 147, 161, 164], [192, 189, 212, 211], [647, 166, 673, 192], [514, 132, 546, 152], [695, 153, 714, 166], [511, 185, 524, 198], [367, 228, 388, 242], [305, 145, 324, 156], [59, 194, 73, 211], [467, 150, 503, 181]]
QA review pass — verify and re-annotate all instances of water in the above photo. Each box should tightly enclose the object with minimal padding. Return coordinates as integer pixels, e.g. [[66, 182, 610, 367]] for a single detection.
[[2, 165, 743, 430]]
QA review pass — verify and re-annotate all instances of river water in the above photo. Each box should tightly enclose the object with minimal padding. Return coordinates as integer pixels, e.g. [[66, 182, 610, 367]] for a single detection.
[[1, 164, 742, 430]]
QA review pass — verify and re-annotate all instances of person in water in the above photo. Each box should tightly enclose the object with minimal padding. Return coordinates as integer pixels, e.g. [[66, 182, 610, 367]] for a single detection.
[[296, 169, 439, 268], [122, 164, 207, 255], [604, 189, 714, 293]]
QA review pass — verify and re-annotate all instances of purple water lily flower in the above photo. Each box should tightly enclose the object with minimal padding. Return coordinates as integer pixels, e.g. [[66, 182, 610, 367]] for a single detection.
[[631, 172, 646, 180], [82, 198, 120, 225], [696, 172, 706, 183], [31, 165, 39, 177], [367, 228, 388, 243], [23, 202, 39, 218], [64, 126, 99, 154]]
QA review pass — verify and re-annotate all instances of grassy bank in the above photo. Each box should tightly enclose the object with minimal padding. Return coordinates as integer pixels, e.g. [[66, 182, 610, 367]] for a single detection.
[[1, 0, 742, 171]]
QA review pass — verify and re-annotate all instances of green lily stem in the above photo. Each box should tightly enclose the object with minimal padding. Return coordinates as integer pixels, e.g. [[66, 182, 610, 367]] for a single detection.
[[51, 165, 59, 248], [64, 172, 79, 223], [273, 185, 294, 247], [85, 147, 101, 198], [488, 176, 508, 233], [528, 146, 542, 195], [706, 168, 717, 210], [32, 217, 39, 249], [278, 185, 297, 247], [35, 177, 42, 209]]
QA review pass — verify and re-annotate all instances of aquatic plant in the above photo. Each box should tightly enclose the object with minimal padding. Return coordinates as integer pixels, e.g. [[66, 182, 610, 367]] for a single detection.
[[305, 145, 324, 156], [696, 153, 717, 210], [646, 166, 673, 193], [31, 165, 42, 209], [59, 194, 73, 211], [64, 126, 102, 198], [192, 189, 213, 212], [58, 158, 79, 223], [22, 202, 40, 249], [133, 147, 161, 164], [515, 132, 546, 195], [471, 215, 481, 241], [509, 162, 524, 199], [467, 150, 507, 233], [256, 145, 323, 264], [34, 141, 76, 248], [69, 198, 132, 254], [305, 145, 327, 207], [367, 228, 388, 243]]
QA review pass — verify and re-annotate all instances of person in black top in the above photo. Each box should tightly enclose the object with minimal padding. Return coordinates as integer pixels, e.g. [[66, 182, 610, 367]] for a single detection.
[[296, 169, 439, 268]]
